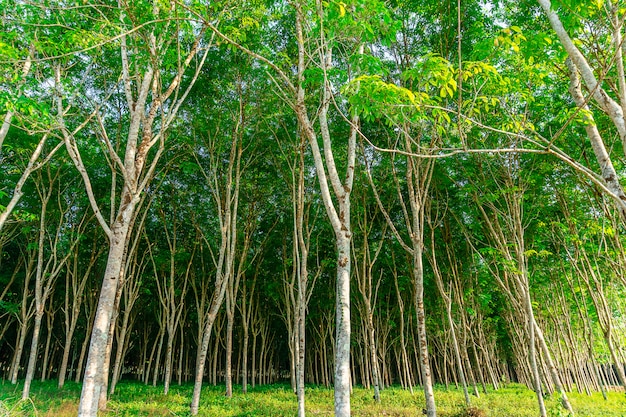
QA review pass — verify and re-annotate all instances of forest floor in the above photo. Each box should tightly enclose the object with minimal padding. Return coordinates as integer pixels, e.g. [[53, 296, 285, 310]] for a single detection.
[[0, 380, 624, 416]]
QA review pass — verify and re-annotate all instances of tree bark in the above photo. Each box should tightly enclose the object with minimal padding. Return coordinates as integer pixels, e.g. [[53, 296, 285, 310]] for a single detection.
[[78, 223, 131, 416]]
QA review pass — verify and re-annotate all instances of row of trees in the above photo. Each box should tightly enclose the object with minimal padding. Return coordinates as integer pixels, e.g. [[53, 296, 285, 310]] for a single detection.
[[2, 1, 626, 417]]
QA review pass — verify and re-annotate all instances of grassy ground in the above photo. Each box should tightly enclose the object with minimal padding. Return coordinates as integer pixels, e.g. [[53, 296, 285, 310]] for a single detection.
[[0, 380, 625, 416]]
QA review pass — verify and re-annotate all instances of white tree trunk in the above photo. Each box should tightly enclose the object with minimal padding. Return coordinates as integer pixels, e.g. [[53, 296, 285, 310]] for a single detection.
[[78, 224, 130, 417], [334, 234, 352, 417], [22, 313, 42, 398], [413, 245, 437, 417], [190, 300, 223, 415]]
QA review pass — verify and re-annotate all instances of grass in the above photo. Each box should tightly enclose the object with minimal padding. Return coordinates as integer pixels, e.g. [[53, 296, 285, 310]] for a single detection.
[[0, 380, 625, 416]]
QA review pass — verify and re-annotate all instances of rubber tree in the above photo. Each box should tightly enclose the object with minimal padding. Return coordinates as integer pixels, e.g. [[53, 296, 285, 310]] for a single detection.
[[464, 150, 574, 416], [196, 1, 396, 414], [37, 2, 212, 414], [23, 166, 82, 398], [189, 91, 245, 415], [0, 1, 64, 232], [536, 0, 626, 221]]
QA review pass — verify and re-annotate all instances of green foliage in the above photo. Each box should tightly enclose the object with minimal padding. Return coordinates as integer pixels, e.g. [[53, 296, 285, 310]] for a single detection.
[[323, 0, 399, 45], [1, 381, 625, 416]]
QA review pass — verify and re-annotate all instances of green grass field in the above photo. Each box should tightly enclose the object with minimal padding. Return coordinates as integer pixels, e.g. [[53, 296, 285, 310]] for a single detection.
[[0, 380, 624, 416]]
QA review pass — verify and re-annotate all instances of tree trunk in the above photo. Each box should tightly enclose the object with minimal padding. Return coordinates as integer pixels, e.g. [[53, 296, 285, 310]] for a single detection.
[[252, 322, 258, 389], [78, 223, 131, 417], [22, 313, 42, 399], [23, 181, 52, 399], [225, 293, 234, 398], [334, 234, 352, 417], [59, 254, 91, 389], [413, 245, 437, 417], [110, 306, 132, 395], [75, 298, 96, 384], [533, 320, 574, 413], [367, 313, 381, 402], [447, 294, 470, 406], [190, 294, 227, 414], [164, 326, 175, 395], [152, 324, 165, 386], [526, 289, 547, 417], [11, 253, 36, 385], [41, 307, 55, 381], [99, 284, 123, 411]]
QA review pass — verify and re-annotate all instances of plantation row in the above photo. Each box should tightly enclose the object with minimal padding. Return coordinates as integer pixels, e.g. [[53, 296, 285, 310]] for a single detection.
[[2, 381, 626, 417], [3, 0, 626, 416]]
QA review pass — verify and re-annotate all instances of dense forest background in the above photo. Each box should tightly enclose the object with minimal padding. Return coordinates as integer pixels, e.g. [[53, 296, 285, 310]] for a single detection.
[[2, 1, 626, 416]]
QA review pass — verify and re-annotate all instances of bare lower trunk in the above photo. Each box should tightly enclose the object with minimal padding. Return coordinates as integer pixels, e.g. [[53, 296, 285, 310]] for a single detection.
[[59, 320, 77, 388], [533, 320, 573, 413], [606, 335, 626, 389], [296, 299, 306, 417], [242, 330, 249, 393], [526, 294, 547, 417], [225, 307, 234, 398], [11, 257, 35, 385], [22, 312, 42, 398], [448, 297, 470, 406], [414, 247, 437, 417], [164, 330, 175, 395], [75, 310, 94, 383], [10, 323, 28, 384], [177, 328, 185, 385], [110, 312, 131, 395], [252, 328, 258, 389], [144, 327, 161, 384], [98, 289, 121, 411], [41, 311, 54, 381], [367, 314, 381, 403], [153, 326, 165, 386], [334, 234, 351, 417], [190, 297, 226, 415], [78, 225, 129, 417]]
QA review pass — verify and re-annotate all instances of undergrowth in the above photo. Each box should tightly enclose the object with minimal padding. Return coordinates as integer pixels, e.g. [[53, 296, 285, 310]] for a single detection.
[[0, 380, 625, 416]]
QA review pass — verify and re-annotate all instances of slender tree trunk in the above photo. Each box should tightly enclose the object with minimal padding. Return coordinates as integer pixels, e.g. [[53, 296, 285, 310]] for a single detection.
[[78, 222, 131, 416], [296, 289, 306, 417], [252, 324, 258, 389], [11, 322, 29, 384], [212, 324, 220, 386], [144, 326, 160, 384], [59, 278, 80, 388], [99, 286, 123, 411], [164, 326, 175, 394], [447, 294, 470, 406], [190, 296, 227, 414], [153, 324, 165, 386], [178, 324, 185, 386], [110, 308, 132, 395], [526, 289, 547, 417], [334, 234, 352, 417], [392, 261, 413, 394], [533, 320, 574, 413], [470, 333, 488, 395], [75, 301, 96, 384], [22, 313, 42, 399], [61, 248, 98, 388], [41, 308, 55, 381], [225, 294, 234, 398], [11, 251, 36, 385], [606, 335, 626, 388], [242, 324, 249, 393], [23, 180, 53, 399], [413, 245, 437, 417], [367, 313, 381, 402]]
